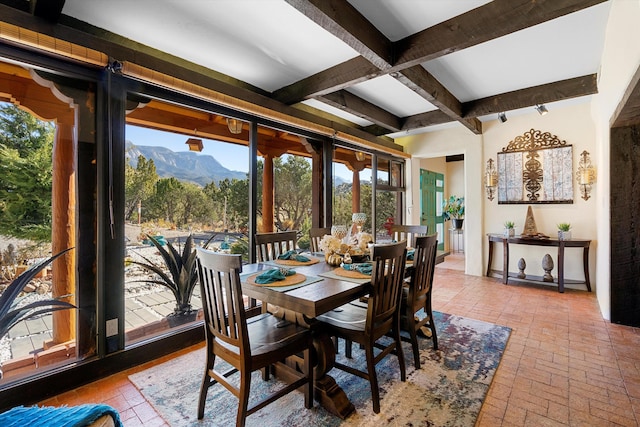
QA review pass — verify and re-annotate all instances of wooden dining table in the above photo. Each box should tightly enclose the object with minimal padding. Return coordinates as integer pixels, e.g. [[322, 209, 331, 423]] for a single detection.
[[240, 258, 369, 418], [239, 250, 446, 418]]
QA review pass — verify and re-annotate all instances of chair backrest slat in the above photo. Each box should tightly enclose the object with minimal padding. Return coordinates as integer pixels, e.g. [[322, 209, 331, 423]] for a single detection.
[[390, 224, 428, 248], [368, 242, 407, 336], [309, 227, 331, 253], [196, 247, 249, 354], [410, 234, 438, 302], [255, 231, 298, 262]]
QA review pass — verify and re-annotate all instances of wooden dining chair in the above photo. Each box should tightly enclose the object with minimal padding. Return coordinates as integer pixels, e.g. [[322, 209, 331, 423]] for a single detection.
[[317, 241, 407, 414], [401, 234, 438, 369], [309, 227, 331, 253], [195, 247, 313, 427], [255, 231, 298, 262], [390, 224, 428, 247]]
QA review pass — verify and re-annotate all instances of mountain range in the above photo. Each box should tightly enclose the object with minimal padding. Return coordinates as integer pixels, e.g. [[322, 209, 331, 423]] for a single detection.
[[126, 142, 246, 187]]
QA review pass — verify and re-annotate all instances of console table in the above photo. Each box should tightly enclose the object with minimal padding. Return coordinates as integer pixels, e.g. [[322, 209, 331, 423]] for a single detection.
[[486, 234, 591, 293]]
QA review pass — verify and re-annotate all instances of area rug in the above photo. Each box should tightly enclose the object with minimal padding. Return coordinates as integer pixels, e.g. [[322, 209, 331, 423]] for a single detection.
[[129, 312, 511, 427]]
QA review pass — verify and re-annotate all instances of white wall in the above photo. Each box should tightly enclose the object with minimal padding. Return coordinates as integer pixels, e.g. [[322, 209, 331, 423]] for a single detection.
[[590, 0, 640, 320], [399, 0, 640, 320]]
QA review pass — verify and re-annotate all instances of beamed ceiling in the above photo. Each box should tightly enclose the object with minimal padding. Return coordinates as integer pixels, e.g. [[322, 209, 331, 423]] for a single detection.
[[0, 0, 623, 151]]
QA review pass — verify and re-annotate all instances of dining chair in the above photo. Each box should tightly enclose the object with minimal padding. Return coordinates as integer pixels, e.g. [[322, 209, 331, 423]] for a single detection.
[[255, 231, 298, 262], [390, 224, 428, 248], [401, 234, 438, 369], [195, 247, 313, 427], [309, 227, 331, 253], [317, 241, 407, 414]]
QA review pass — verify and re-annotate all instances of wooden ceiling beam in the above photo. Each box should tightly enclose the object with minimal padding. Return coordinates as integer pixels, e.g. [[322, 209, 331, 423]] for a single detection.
[[396, 66, 481, 134], [30, 0, 66, 23], [283, 0, 392, 70], [463, 74, 598, 118], [275, 0, 607, 106], [317, 90, 402, 132], [393, 0, 608, 70]]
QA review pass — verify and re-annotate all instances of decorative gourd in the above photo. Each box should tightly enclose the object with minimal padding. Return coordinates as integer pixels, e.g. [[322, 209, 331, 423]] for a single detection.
[[326, 252, 343, 266]]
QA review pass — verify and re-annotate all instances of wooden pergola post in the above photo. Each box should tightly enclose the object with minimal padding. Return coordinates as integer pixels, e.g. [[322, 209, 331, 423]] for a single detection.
[[51, 121, 77, 344], [262, 153, 274, 232]]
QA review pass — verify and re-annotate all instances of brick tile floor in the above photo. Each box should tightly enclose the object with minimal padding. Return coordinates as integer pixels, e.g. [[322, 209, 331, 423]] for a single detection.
[[39, 255, 640, 426]]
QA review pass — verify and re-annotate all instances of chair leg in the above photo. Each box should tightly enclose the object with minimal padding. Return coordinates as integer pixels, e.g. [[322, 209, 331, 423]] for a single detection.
[[427, 307, 438, 350], [197, 354, 215, 419], [345, 339, 353, 358], [237, 371, 252, 427], [394, 325, 407, 382], [333, 336, 339, 354], [407, 318, 421, 369], [303, 346, 313, 409], [364, 343, 381, 414]]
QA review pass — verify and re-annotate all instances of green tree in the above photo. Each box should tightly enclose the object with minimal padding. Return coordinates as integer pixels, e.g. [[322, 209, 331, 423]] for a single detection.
[[146, 177, 183, 224], [0, 104, 54, 241], [124, 154, 158, 220], [176, 182, 213, 227], [274, 155, 311, 231]]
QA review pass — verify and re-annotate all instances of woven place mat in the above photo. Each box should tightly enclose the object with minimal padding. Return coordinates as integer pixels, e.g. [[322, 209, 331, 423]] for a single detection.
[[245, 272, 306, 287], [334, 267, 371, 279], [318, 269, 371, 284], [274, 257, 320, 266]]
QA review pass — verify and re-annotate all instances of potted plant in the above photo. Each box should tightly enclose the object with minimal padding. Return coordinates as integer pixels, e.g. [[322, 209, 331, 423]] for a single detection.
[[442, 195, 465, 230], [557, 223, 572, 241], [0, 248, 76, 379], [504, 221, 515, 237], [130, 234, 200, 326]]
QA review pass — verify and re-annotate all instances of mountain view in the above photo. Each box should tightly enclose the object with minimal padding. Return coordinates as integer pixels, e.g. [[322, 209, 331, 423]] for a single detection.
[[126, 141, 246, 186]]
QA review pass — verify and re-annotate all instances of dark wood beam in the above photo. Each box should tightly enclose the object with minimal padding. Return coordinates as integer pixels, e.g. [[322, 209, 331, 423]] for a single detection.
[[393, 0, 608, 70], [612, 65, 640, 128], [402, 110, 454, 131], [317, 90, 402, 132], [30, 0, 65, 22], [396, 66, 481, 134], [284, 0, 392, 70], [463, 74, 598, 118], [275, 0, 607, 105]]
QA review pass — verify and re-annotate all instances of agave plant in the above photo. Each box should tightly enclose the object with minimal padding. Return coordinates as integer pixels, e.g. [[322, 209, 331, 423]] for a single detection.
[[0, 248, 76, 340], [130, 234, 199, 316]]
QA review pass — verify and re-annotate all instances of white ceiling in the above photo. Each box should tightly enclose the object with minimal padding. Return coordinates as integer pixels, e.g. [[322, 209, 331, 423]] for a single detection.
[[60, 0, 612, 138]]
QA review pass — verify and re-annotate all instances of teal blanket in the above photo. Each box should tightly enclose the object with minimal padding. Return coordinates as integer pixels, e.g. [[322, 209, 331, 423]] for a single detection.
[[0, 404, 122, 427]]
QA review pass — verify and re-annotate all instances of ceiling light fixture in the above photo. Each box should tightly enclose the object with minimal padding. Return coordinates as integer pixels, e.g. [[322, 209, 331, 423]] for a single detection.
[[355, 151, 366, 161], [498, 112, 507, 123], [226, 118, 243, 134], [535, 104, 548, 116], [185, 137, 203, 152]]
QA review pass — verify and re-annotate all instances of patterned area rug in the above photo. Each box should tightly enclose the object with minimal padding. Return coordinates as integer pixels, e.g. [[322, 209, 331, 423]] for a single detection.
[[129, 312, 511, 427]]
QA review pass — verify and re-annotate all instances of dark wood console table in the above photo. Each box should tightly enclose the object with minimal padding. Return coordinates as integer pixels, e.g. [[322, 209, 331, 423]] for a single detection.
[[486, 234, 591, 293]]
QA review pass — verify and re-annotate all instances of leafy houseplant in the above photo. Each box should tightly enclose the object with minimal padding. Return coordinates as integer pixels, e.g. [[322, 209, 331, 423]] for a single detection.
[[504, 221, 515, 237], [442, 195, 465, 229], [557, 223, 572, 241], [130, 234, 199, 322], [0, 248, 76, 379]]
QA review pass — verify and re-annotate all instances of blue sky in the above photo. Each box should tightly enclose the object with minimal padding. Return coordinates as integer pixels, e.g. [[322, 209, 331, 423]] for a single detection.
[[126, 125, 366, 182]]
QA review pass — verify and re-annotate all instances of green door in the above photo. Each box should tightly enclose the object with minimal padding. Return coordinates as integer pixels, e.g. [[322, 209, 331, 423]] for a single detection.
[[420, 169, 445, 251]]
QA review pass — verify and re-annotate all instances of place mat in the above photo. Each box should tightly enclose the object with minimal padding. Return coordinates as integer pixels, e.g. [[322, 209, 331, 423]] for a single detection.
[[274, 257, 320, 266], [241, 272, 324, 292], [334, 267, 371, 279], [245, 272, 306, 287], [318, 269, 371, 284]]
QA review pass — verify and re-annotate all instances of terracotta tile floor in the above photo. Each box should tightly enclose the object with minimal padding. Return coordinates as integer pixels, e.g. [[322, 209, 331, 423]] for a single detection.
[[40, 258, 640, 426]]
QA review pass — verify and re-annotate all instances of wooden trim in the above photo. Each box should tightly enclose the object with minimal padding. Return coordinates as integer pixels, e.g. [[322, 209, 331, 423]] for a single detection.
[[0, 22, 108, 67], [121, 61, 410, 159]]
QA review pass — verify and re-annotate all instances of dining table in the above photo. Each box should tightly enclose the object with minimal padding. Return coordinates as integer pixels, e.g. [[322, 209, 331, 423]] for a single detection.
[[238, 249, 446, 418], [240, 255, 369, 418]]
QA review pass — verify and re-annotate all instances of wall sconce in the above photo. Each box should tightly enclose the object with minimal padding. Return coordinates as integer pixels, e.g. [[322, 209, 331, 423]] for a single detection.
[[485, 158, 498, 201], [498, 112, 507, 123], [355, 151, 366, 161], [226, 118, 243, 134], [576, 150, 596, 201], [185, 137, 203, 152]]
